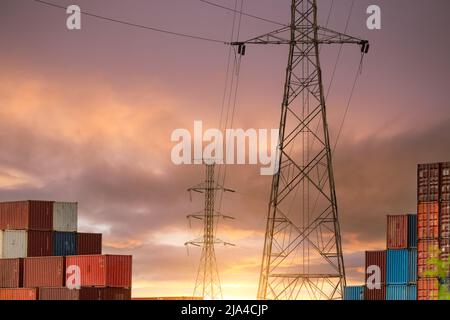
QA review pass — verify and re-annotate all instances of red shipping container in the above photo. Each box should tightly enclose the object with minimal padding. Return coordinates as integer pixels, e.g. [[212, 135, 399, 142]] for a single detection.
[[28, 231, 53, 257], [417, 202, 439, 240], [417, 278, 439, 300], [0, 288, 38, 300], [24, 256, 65, 288], [364, 251, 386, 300], [39, 287, 131, 300], [0, 201, 53, 231], [98, 288, 131, 300], [387, 216, 408, 249], [441, 202, 450, 239], [0, 259, 23, 288], [132, 297, 203, 300], [441, 163, 450, 201], [66, 255, 132, 288], [418, 240, 439, 278], [77, 233, 102, 255], [364, 285, 386, 301], [418, 163, 440, 202]]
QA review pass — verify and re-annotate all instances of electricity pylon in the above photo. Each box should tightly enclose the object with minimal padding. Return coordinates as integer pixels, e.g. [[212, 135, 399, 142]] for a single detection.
[[232, 0, 369, 300], [185, 161, 235, 300]]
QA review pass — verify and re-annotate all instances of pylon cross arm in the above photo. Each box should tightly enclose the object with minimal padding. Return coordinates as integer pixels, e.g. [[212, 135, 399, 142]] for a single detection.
[[230, 25, 369, 53]]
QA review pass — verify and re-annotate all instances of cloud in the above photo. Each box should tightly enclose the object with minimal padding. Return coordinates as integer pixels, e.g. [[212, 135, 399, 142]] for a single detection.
[[2, 74, 449, 295]]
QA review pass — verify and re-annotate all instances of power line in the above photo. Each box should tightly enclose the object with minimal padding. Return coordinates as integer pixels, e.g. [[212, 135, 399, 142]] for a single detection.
[[32, 0, 227, 44], [332, 54, 364, 153], [196, 0, 287, 27]]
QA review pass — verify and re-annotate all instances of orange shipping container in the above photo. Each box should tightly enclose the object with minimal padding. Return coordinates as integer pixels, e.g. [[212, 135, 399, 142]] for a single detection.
[[387, 215, 408, 249], [0, 259, 23, 288], [0, 288, 38, 300], [442, 202, 450, 239], [417, 278, 439, 300], [417, 202, 439, 240], [418, 240, 439, 278], [66, 255, 132, 288], [132, 297, 203, 300], [24, 256, 65, 288], [441, 163, 450, 201], [0, 201, 53, 231], [39, 287, 131, 300]]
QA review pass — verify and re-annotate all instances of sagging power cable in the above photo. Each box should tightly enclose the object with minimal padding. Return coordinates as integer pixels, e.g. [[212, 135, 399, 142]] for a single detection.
[[32, 0, 228, 44], [196, 0, 287, 27]]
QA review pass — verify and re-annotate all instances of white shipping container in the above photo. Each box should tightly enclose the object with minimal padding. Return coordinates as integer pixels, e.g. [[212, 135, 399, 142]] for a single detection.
[[1, 230, 27, 258], [53, 202, 77, 232]]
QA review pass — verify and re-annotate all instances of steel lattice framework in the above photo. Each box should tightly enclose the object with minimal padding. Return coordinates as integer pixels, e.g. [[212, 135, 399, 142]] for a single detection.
[[185, 162, 235, 300], [233, 0, 369, 300]]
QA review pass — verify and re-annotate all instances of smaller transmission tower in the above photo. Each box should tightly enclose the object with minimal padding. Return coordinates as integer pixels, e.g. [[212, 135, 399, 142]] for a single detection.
[[185, 161, 235, 300]]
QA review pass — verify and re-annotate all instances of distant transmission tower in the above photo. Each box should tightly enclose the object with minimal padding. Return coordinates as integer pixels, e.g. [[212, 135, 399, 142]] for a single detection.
[[185, 161, 235, 300], [232, 0, 369, 300]]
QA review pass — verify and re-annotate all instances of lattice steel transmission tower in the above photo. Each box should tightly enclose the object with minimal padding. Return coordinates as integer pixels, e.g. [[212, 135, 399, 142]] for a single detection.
[[185, 162, 235, 300], [232, 0, 369, 300]]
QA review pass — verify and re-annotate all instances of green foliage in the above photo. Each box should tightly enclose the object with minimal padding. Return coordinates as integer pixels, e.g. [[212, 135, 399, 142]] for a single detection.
[[424, 246, 450, 300]]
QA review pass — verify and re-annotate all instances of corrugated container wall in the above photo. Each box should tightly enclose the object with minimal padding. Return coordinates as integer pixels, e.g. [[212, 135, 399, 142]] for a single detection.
[[0, 288, 38, 300], [53, 232, 76, 256], [76, 233, 102, 255], [418, 163, 440, 202], [417, 240, 439, 278], [387, 215, 417, 249], [39, 287, 131, 300], [39, 287, 83, 300], [343, 286, 364, 301], [364, 286, 386, 301], [66, 255, 132, 288], [441, 163, 450, 201], [441, 202, 450, 268], [387, 215, 408, 249], [364, 251, 386, 300], [132, 297, 203, 301], [0, 201, 53, 231], [408, 214, 417, 248], [386, 249, 416, 285], [53, 202, 77, 232], [1, 230, 27, 258], [0, 231, 3, 258], [0, 258, 23, 288], [417, 278, 439, 300], [417, 202, 439, 239], [386, 285, 416, 300], [1, 230, 52, 258], [24, 256, 65, 288], [99, 288, 131, 300], [27, 230, 52, 257]]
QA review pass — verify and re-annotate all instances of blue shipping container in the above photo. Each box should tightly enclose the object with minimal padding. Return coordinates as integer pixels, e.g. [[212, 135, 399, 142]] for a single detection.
[[387, 249, 417, 285], [344, 286, 364, 301], [53, 231, 77, 256], [409, 249, 417, 283], [407, 214, 417, 248], [386, 285, 417, 300]]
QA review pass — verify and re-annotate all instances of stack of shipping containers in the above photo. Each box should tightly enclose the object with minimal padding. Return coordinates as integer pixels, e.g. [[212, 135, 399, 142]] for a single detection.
[[385, 215, 417, 300], [345, 214, 417, 300], [344, 161, 450, 300], [417, 162, 450, 300], [0, 200, 132, 300]]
